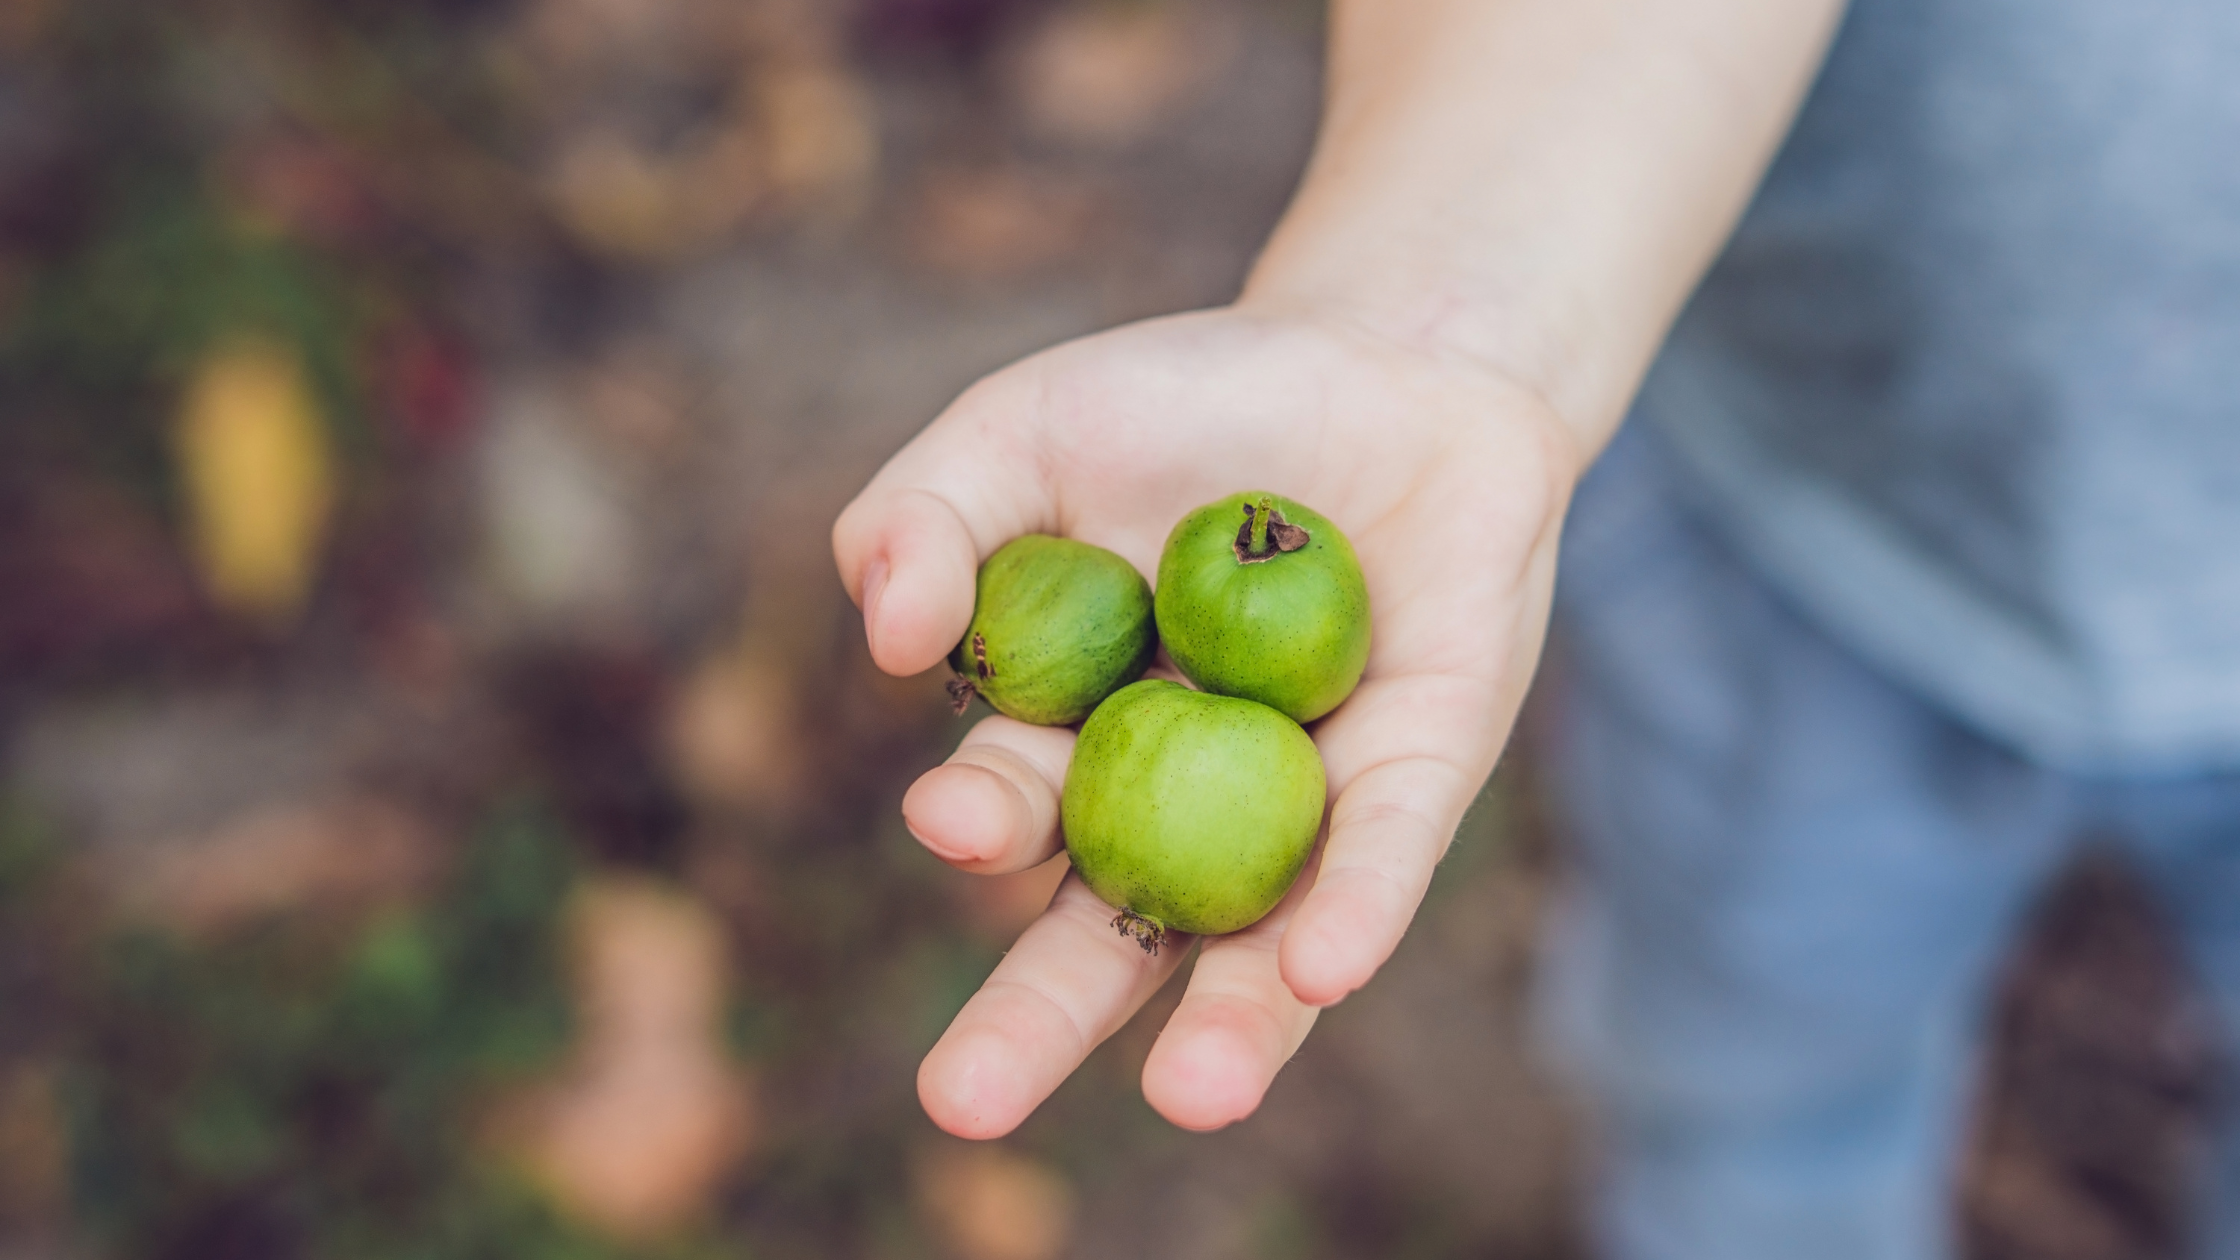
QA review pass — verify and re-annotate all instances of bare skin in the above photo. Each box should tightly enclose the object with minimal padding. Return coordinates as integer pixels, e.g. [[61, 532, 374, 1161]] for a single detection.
[[833, 0, 1847, 1138]]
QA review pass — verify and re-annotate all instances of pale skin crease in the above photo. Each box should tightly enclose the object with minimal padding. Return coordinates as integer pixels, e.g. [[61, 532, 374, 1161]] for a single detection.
[[832, 0, 1848, 1137]]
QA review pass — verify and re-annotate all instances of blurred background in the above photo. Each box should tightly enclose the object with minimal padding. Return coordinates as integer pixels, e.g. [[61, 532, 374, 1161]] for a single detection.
[[0, 1, 2217, 1257]]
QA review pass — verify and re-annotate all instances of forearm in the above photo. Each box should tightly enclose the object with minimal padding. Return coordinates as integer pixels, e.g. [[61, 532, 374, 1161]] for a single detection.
[[1244, 0, 1846, 457]]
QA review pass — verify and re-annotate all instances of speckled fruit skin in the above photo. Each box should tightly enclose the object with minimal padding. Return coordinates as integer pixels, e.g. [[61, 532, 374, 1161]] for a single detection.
[[1154, 492, 1370, 723], [948, 535, 1156, 726], [1062, 680, 1326, 937]]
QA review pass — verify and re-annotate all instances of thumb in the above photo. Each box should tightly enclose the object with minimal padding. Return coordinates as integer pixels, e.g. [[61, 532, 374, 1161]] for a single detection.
[[833, 374, 1056, 677]]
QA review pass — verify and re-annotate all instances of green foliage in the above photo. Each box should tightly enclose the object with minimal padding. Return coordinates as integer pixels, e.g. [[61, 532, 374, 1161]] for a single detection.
[[0, 0, 496, 492], [0, 793, 59, 907], [60, 799, 632, 1260], [4, 191, 370, 496], [16, 193, 357, 385]]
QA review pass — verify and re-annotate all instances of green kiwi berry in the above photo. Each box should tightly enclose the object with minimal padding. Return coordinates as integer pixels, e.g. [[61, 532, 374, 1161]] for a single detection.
[[947, 535, 1155, 725], [1061, 679, 1326, 951], [1154, 492, 1370, 723]]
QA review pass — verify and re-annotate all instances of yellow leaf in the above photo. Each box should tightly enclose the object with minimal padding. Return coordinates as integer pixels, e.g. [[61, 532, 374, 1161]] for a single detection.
[[174, 339, 336, 624]]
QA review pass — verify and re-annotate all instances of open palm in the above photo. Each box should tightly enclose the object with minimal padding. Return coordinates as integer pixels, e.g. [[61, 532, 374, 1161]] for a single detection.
[[833, 304, 1577, 1135]]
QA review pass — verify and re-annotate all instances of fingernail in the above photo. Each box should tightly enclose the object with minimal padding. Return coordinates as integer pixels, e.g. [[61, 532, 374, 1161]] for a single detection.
[[905, 816, 976, 864], [861, 557, 890, 652]]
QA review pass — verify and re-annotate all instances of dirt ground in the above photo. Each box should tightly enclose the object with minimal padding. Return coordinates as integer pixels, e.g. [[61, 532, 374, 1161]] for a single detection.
[[0, 1, 2226, 1257]]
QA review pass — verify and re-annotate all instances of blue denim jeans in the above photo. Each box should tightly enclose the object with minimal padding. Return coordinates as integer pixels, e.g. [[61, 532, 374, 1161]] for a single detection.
[[1539, 424, 2240, 1260]]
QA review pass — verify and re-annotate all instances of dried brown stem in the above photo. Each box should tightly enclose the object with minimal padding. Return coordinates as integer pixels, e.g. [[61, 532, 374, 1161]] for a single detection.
[[1112, 908, 1168, 955], [1232, 499, 1311, 564]]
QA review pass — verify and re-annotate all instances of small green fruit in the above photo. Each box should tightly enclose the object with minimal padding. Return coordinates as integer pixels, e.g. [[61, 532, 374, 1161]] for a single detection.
[[1062, 680, 1326, 950], [1154, 492, 1370, 723], [947, 535, 1156, 725]]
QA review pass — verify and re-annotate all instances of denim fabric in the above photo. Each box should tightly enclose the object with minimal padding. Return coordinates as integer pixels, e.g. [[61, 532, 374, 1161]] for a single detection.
[[1642, 0, 2240, 772], [1541, 425, 2240, 1260]]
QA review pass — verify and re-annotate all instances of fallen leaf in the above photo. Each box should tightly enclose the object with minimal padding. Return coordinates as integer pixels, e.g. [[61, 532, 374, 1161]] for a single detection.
[[906, 163, 1105, 278], [108, 795, 442, 936], [511, 878, 756, 1241], [666, 643, 802, 815], [915, 1139, 1075, 1260], [548, 129, 686, 263], [174, 339, 337, 626], [1006, 3, 1235, 148], [479, 381, 638, 622], [753, 62, 878, 212]]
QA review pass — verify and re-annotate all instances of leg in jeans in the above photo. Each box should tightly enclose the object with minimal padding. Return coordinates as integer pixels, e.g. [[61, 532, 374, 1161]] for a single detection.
[[1538, 425, 2081, 1260]]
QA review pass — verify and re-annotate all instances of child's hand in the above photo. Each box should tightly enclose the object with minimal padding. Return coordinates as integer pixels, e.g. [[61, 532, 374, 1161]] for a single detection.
[[833, 303, 1577, 1135], [830, 0, 1841, 1136]]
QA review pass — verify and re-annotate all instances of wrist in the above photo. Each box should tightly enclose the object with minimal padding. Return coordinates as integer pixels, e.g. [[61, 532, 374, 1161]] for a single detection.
[[1220, 286, 1590, 533], [1232, 268, 1604, 466], [1232, 0, 1844, 466], [1236, 210, 1625, 464]]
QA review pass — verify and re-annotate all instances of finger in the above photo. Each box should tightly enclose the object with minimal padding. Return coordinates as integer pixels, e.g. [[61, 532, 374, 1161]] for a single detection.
[[1270, 466, 1565, 1008], [919, 874, 1191, 1139], [832, 489, 981, 676], [832, 375, 1056, 677], [902, 715, 1074, 874], [1139, 855, 1322, 1131], [1280, 671, 1501, 1007]]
